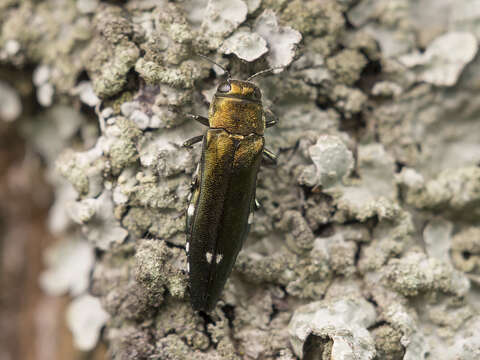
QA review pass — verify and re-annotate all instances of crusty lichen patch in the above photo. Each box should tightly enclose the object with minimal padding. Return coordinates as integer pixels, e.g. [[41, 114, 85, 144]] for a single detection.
[[5, 0, 480, 358], [451, 227, 480, 275]]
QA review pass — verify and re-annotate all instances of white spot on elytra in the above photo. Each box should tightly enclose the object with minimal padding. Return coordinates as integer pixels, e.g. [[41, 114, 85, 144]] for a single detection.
[[206, 252, 213, 264], [186, 242, 189, 253], [248, 212, 254, 225], [191, 164, 200, 183], [216, 254, 223, 264], [187, 192, 192, 201], [186, 262, 190, 272], [187, 204, 195, 217]]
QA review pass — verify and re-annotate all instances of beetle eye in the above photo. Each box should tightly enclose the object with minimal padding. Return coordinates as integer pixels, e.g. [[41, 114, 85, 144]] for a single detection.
[[218, 82, 231, 93], [253, 88, 261, 99]]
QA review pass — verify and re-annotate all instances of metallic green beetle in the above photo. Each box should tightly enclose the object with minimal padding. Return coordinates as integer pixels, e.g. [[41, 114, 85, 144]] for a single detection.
[[184, 71, 277, 312]]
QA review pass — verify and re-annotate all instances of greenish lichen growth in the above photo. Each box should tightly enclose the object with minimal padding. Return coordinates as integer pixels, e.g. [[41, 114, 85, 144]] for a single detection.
[[56, 149, 105, 198], [451, 227, 480, 273], [401, 167, 480, 221], [5, 0, 480, 359], [282, 0, 345, 37], [135, 239, 187, 300], [84, 5, 140, 98], [384, 252, 470, 297], [326, 49, 368, 85], [371, 325, 405, 360], [135, 58, 205, 88]]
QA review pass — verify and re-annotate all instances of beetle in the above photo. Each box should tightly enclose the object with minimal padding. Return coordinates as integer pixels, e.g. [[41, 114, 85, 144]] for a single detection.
[[183, 60, 278, 312]]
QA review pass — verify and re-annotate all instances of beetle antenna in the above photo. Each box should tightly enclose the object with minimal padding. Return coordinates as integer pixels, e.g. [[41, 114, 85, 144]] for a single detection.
[[198, 54, 231, 80], [246, 67, 284, 82]]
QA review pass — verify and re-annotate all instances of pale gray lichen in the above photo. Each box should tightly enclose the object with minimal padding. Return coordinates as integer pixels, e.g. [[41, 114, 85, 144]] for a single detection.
[[451, 0, 480, 38], [200, 0, 248, 49], [423, 218, 453, 263], [399, 32, 478, 87], [266, 102, 340, 149], [326, 143, 398, 223], [72, 81, 101, 107], [33, 64, 54, 106], [4, 0, 480, 358], [39, 237, 95, 296], [373, 82, 480, 173], [68, 191, 129, 250], [66, 294, 110, 351], [48, 180, 80, 235], [298, 134, 354, 188], [220, 30, 268, 62], [348, 0, 416, 58], [384, 251, 470, 297], [399, 166, 480, 220], [253, 9, 302, 69], [1, 39, 21, 59], [291, 51, 331, 86]]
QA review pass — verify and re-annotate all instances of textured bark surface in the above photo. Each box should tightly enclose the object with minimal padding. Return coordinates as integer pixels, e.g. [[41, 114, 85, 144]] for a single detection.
[[1, 0, 480, 359]]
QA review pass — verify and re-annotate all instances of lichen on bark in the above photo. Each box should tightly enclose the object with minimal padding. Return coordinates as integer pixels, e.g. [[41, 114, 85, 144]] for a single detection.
[[3, 0, 480, 359]]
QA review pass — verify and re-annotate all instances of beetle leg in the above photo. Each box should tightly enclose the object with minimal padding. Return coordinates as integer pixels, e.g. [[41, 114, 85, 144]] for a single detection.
[[262, 148, 277, 165], [264, 108, 278, 128], [187, 114, 209, 126], [266, 118, 277, 128], [183, 135, 204, 148]]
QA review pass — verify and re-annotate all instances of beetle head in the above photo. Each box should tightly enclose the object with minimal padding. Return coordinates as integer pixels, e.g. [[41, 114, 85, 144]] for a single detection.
[[209, 79, 264, 135], [215, 80, 262, 103]]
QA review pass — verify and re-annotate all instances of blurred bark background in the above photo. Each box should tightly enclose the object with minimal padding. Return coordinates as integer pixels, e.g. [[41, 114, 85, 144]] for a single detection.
[[0, 68, 106, 360]]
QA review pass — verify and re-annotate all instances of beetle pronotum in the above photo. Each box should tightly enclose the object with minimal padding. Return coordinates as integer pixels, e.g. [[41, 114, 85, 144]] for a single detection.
[[184, 57, 278, 312]]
